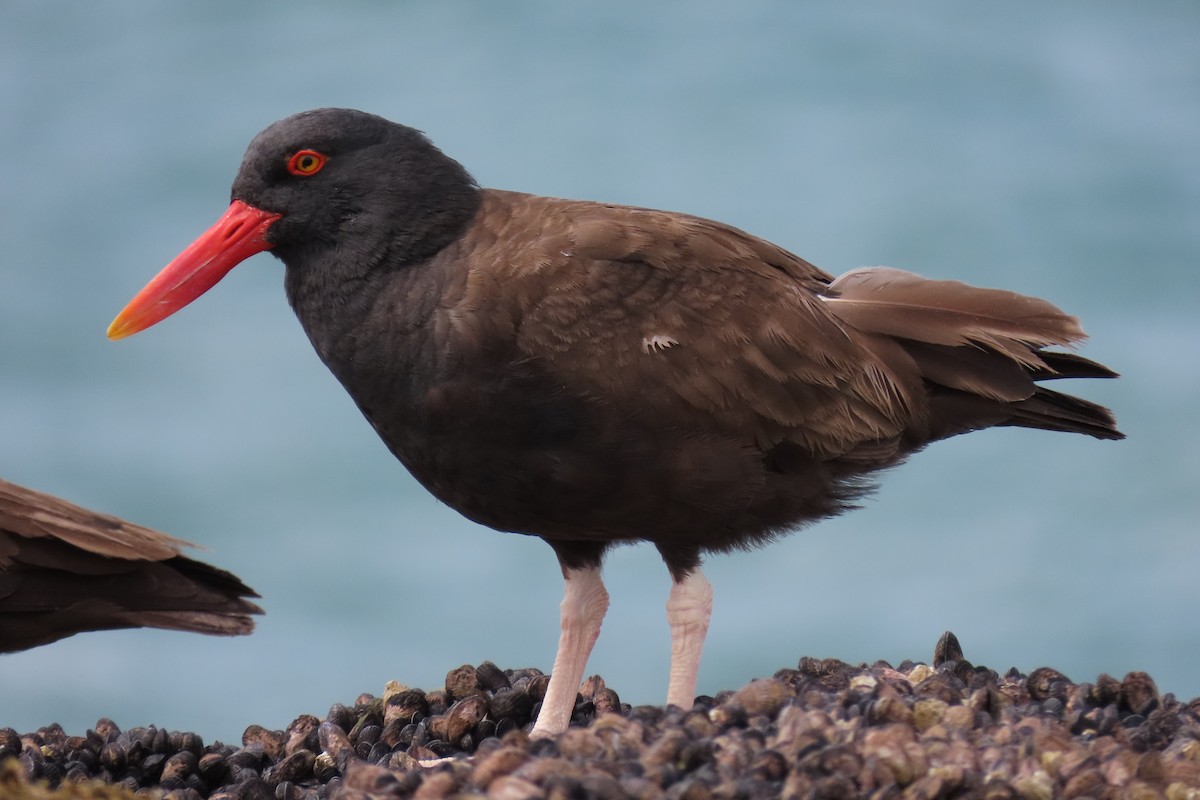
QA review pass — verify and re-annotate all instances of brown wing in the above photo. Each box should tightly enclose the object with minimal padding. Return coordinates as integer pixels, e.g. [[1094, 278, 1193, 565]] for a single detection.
[[455, 191, 922, 459], [0, 478, 262, 653]]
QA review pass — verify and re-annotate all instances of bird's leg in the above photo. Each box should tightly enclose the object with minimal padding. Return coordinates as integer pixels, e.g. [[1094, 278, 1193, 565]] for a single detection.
[[530, 564, 610, 738], [665, 568, 713, 709]]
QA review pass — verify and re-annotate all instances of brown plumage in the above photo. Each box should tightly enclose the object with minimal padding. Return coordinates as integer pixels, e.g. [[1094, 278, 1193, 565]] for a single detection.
[[369, 190, 1121, 572], [0, 478, 262, 653], [106, 109, 1122, 736]]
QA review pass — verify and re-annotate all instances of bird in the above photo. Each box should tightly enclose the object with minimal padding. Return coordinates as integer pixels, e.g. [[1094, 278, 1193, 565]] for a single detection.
[[107, 108, 1122, 737], [0, 478, 262, 652]]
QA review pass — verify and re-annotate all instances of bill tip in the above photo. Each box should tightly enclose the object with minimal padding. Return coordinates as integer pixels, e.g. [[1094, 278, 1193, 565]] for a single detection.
[[106, 316, 132, 341]]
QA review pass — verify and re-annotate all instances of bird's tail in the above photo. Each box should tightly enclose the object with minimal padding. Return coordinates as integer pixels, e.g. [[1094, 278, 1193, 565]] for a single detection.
[[0, 478, 263, 653], [820, 267, 1124, 442]]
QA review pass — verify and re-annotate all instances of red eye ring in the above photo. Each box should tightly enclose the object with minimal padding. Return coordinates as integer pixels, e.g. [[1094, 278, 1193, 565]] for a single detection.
[[287, 149, 327, 176]]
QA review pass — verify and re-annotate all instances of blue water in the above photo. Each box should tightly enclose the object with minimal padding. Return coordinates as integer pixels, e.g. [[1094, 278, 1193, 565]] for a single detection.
[[2, 2, 1197, 745]]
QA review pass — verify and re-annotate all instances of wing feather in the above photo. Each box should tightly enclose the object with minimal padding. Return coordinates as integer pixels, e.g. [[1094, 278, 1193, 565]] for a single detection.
[[822, 267, 1085, 370]]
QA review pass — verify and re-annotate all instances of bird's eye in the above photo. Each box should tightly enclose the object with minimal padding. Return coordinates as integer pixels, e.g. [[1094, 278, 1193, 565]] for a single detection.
[[286, 149, 327, 176]]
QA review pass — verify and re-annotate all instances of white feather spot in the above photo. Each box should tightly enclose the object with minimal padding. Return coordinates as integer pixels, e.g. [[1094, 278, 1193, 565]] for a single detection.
[[642, 334, 679, 354]]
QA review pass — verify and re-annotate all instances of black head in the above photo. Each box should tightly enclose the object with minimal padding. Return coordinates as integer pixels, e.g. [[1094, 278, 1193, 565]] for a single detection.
[[108, 109, 482, 340], [233, 108, 481, 267]]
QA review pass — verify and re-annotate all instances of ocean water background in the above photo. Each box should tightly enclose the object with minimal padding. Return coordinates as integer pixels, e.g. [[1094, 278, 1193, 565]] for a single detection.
[[2, 3, 1197, 744]]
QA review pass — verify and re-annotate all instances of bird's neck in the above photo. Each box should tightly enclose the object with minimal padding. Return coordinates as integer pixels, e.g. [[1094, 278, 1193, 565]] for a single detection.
[[283, 244, 451, 381], [280, 185, 481, 377]]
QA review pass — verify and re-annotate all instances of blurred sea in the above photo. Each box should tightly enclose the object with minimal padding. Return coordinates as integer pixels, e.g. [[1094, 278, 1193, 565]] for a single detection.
[[2, 2, 1197, 744]]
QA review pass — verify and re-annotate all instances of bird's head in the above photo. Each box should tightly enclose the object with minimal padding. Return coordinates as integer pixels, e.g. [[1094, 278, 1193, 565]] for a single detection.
[[107, 108, 478, 340]]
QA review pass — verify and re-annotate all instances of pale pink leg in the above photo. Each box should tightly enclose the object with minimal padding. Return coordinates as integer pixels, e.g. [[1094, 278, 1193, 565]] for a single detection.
[[530, 564, 609, 738], [665, 568, 713, 709]]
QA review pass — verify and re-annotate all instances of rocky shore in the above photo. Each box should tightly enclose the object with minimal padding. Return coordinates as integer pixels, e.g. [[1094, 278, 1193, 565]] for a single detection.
[[4, 634, 1199, 799]]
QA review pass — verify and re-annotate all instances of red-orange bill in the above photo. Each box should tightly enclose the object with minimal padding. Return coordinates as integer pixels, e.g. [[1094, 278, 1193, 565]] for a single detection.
[[107, 200, 281, 340]]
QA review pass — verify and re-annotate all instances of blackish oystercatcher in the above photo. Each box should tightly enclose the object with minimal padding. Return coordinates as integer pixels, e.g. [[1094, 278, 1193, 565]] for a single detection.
[[0, 478, 261, 652], [108, 109, 1121, 736]]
